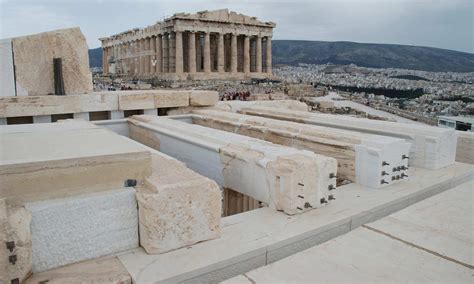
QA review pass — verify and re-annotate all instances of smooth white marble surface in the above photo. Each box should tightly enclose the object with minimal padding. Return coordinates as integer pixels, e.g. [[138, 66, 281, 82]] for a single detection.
[[118, 163, 473, 283], [224, 227, 472, 284], [367, 181, 473, 267]]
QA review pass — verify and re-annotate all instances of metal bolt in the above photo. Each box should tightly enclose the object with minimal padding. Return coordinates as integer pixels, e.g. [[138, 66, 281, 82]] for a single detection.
[[381, 171, 389, 176], [9, 255, 17, 265], [124, 179, 137, 187], [329, 173, 337, 179], [402, 155, 409, 160], [320, 198, 328, 204], [328, 184, 336, 191], [297, 207, 303, 210], [400, 166, 408, 170], [402, 173, 408, 178], [6, 241, 15, 252], [329, 195, 336, 201], [393, 167, 398, 172], [297, 195, 304, 199], [382, 161, 390, 166], [304, 202, 312, 208], [381, 180, 389, 184]]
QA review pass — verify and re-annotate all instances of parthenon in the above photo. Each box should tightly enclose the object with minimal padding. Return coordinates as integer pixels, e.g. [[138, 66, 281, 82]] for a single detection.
[[100, 9, 275, 80]]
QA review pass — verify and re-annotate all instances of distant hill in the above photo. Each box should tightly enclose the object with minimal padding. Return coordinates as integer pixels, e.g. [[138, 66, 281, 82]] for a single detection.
[[88, 40, 474, 72], [272, 40, 474, 72]]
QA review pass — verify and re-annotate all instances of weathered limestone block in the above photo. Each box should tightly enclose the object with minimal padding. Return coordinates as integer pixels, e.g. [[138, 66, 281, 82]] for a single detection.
[[0, 121, 151, 205], [456, 131, 474, 164], [238, 106, 457, 170], [191, 110, 411, 188], [189, 91, 219, 106], [25, 188, 138, 272], [128, 115, 337, 215], [0, 199, 32, 284], [12, 27, 92, 96], [0, 93, 118, 117], [136, 152, 221, 254], [25, 256, 131, 284], [214, 100, 309, 113], [154, 90, 190, 108], [0, 39, 15, 97]]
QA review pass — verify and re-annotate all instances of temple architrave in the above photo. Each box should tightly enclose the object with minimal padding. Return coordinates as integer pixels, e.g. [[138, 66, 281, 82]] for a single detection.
[[99, 9, 276, 80]]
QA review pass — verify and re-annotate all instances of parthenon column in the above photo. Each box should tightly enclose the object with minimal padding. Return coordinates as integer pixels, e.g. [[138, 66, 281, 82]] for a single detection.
[[217, 33, 224, 73], [155, 35, 162, 73], [151, 36, 156, 73], [175, 31, 183, 74], [231, 34, 238, 73], [169, 33, 176, 72], [140, 38, 146, 75], [188, 32, 196, 74], [243, 36, 250, 74], [102, 47, 107, 74], [203, 32, 211, 73], [134, 40, 140, 75], [162, 34, 169, 72], [266, 36, 272, 74], [256, 36, 262, 73], [145, 37, 151, 74]]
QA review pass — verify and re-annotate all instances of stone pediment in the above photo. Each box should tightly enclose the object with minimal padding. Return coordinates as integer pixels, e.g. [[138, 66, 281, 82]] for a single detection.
[[169, 9, 276, 27]]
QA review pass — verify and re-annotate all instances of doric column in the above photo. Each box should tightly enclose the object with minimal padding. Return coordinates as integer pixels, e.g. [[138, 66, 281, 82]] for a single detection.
[[169, 32, 176, 73], [162, 34, 169, 72], [102, 47, 107, 74], [243, 36, 250, 74], [134, 40, 139, 75], [231, 34, 238, 73], [156, 35, 162, 73], [217, 33, 224, 73], [266, 36, 272, 74], [203, 32, 211, 73], [188, 32, 196, 74], [145, 37, 150, 74], [175, 31, 183, 74], [151, 36, 156, 74], [140, 38, 146, 75], [256, 36, 262, 73]]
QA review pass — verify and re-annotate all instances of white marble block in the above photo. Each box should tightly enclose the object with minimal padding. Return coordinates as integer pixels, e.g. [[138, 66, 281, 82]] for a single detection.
[[25, 188, 138, 273], [237, 106, 457, 170], [190, 109, 411, 189], [129, 115, 337, 215]]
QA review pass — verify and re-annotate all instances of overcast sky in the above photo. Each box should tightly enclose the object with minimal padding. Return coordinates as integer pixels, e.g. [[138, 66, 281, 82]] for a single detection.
[[0, 0, 472, 53]]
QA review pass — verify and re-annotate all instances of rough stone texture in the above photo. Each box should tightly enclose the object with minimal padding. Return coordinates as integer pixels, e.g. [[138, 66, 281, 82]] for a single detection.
[[0, 121, 151, 205], [12, 27, 92, 96], [456, 131, 474, 164], [136, 152, 221, 254], [191, 109, 410, 188], [0, 39, 15, 97], [0, 93, 118, 117], [25, 188, 138, 273], [25, 256, 131, 284], [238, 105, 457, 170], [189, 91, 219, 106], [0, 199, 32, 284], [215, 100, 309, 113]]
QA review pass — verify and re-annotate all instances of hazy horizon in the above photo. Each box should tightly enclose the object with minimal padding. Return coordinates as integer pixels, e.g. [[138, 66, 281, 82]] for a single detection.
[[0, 0, 472, 54]]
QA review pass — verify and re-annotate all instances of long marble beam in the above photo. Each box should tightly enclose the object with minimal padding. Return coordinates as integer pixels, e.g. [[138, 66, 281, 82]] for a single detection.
[[188, 109, 411, 189], [128, 115, 338, 215], [236, 106, 457, 170]]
